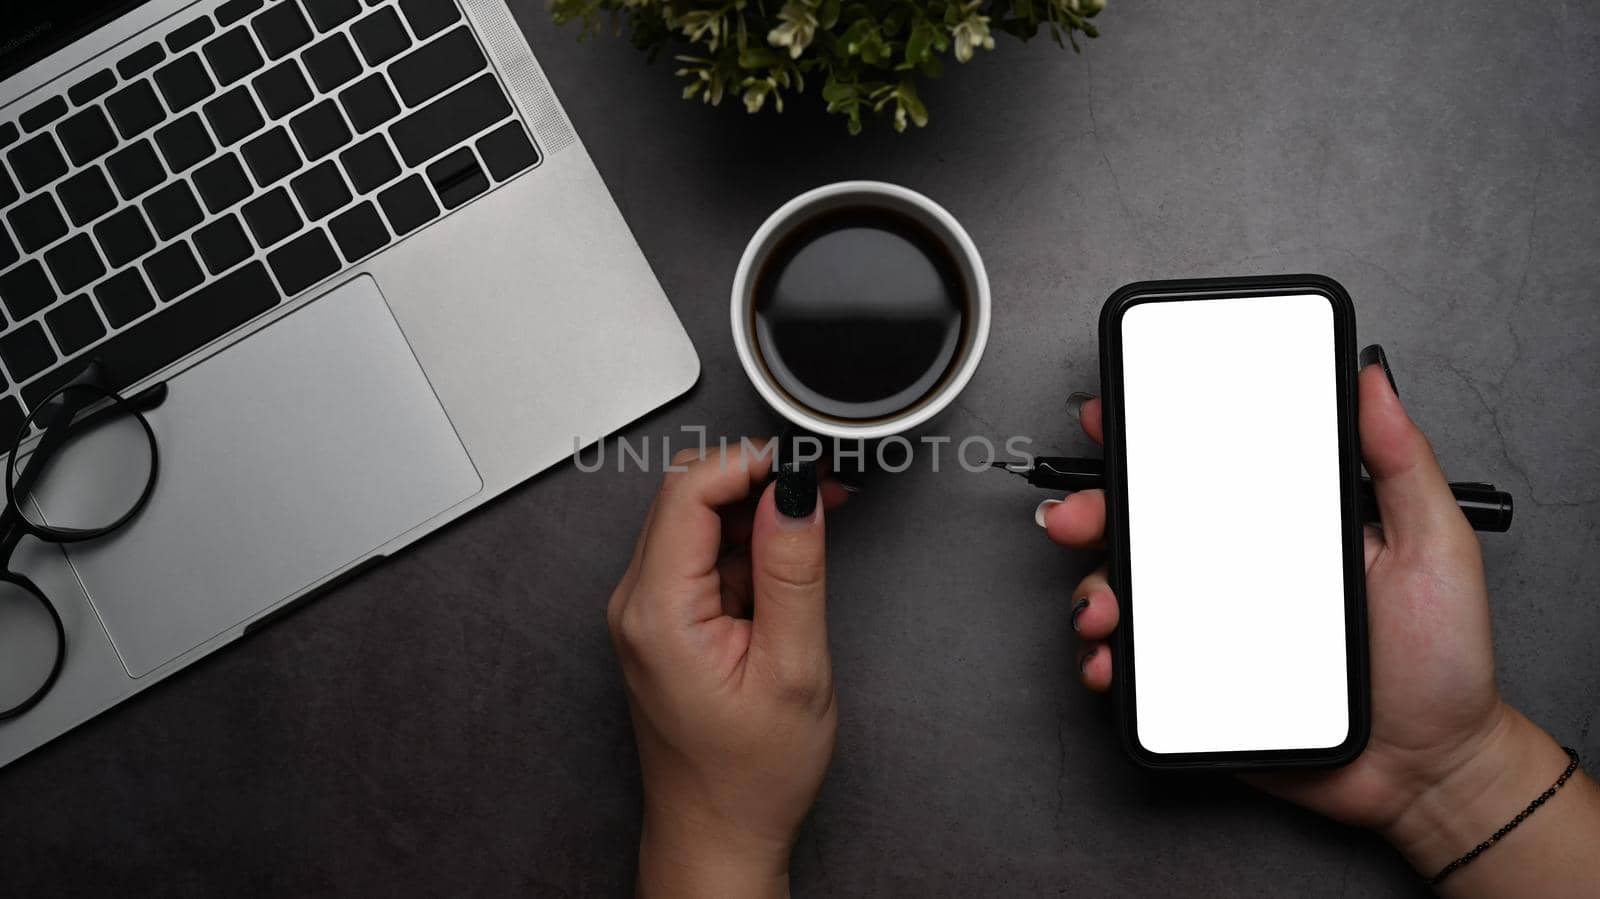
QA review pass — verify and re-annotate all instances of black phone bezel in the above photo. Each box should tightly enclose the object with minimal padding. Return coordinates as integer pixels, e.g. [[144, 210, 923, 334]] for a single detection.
[[1098, 274, 1371, 771]]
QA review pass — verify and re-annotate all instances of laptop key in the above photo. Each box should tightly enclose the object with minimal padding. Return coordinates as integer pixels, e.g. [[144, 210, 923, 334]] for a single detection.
[[253, 60, 314, 119], [291, 161, 352, 220], [57, 166, 119, 227], [339, 74, 399, 134], [20, 97, 68, 133], [254, 2, 314, 60], [400, 0, 462, 40], [0, 122, 16, 151], [0, 323, 56, 384], [94, 269, 157, 328], [95, 207, 158, 268], [303, 33, 362, 92], [57, 106, 119, 166], [167, 16, 216, 52], [425, 147, 487, 210], [46, 296, 108, 356], [476, 121, 538, 181], [154, 53, 217, 113], [329, 200, 388, 262], [44, 235, 107, 295], [267, 228, 340, 296], [144, 181, 205, 240], [154, 112, 216, 173], [290, 100, 352, 162], [377, 174, 438, 235], [304, 0, 363, 31], [194, 153, 253, 212], [204, 87, 265, 146], [217, 0, 265, 27], [351, 8, 411, 66], [8, 134, 70, 192], [106, 140, 167, 200], [116, 43, 167, 80], [390, 27, 486, 107], [0, 228, 15, 271], [241, 127, 303, 186], [0, 261, 56, 320], [205, 26, 267, 87], [243, 187, 302, 247], [194, 214, 253, 274], [68, 70, 118, 106], [0, 167, 14, 209], [8, 194, 68, 254], [388, 74, 509, 167], [106, 80, 167, 139], [144, 241, 204, 301], [26, 262, 281, 408], [0, 398, 23, 442], [340, 134, 400, 194]]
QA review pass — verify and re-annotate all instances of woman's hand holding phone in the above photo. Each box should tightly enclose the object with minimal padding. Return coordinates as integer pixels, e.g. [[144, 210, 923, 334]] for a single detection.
[[1045, 358, 1600, 895]]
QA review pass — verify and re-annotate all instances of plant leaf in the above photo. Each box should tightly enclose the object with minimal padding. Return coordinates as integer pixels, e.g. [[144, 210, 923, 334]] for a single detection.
[[551, 0, 1110, 133]]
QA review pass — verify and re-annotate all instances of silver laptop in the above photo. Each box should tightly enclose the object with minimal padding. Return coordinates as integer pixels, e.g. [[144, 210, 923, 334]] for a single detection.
[[0, 0, 699, 767]]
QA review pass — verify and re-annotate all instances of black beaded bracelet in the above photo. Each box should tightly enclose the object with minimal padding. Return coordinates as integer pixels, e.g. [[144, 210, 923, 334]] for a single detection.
[[1428, 746, 1582, 886]]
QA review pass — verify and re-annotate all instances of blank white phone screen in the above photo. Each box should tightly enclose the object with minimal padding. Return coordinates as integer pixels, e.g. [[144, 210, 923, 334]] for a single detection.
[[1121, 294, 1348, 755]]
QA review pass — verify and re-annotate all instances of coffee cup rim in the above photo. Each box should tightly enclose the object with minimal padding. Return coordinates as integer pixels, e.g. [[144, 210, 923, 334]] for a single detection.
[[730, 181, 991, 441]]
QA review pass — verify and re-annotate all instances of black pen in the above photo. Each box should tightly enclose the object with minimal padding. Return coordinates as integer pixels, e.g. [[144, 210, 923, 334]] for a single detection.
[[993, 456, 1515, 533]]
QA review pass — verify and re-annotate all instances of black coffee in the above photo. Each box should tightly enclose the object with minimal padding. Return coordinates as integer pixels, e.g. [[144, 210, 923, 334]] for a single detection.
[[752, 206, 968, 421]]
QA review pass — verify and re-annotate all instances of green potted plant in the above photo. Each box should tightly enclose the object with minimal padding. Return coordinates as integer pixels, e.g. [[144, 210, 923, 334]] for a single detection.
[[550, 0, 1107, 133]]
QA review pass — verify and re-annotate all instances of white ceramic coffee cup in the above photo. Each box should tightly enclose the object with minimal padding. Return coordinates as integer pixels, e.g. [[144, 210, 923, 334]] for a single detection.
[[730, 181, 991, 441]]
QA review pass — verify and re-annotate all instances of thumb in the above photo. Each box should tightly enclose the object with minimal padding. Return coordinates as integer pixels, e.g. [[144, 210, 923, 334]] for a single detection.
[[749, 460, 829, 676], [1357, 345, 1470, 550]]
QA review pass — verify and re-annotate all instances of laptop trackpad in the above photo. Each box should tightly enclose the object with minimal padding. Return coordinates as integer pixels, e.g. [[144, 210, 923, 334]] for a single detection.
[[41, 275, 482, 678]]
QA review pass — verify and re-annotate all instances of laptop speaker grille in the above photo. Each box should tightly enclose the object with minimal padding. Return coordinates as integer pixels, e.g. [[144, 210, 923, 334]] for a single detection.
[[463, 0, 578, 155]]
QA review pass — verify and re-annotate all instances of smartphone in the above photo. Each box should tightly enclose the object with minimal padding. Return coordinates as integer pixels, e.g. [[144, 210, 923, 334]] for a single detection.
[[1098, 275, 1369, 770]]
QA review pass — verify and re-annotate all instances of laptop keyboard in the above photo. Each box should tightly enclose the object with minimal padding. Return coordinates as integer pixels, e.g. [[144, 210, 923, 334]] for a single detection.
[[0, 0, 541, 438]]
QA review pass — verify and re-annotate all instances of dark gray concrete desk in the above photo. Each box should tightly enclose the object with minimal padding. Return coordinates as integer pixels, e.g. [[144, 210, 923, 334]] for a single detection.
[[3, 1, 1596, 895]]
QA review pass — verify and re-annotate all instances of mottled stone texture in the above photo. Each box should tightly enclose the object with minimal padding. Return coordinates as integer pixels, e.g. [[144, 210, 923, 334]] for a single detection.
[[2, 1, 1595, 895]]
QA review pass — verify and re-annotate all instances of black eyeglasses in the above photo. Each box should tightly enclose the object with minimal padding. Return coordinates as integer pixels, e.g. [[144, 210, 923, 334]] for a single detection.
[[0, 362, 165, 721]]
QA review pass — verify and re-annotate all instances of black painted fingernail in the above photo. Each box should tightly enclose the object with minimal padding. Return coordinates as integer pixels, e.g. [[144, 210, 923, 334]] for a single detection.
[[1359, 344, 1399, 397], [776, 459, 818, 519], [1070, 597, 1090, 632], [1079, 644, 1098, 674]]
